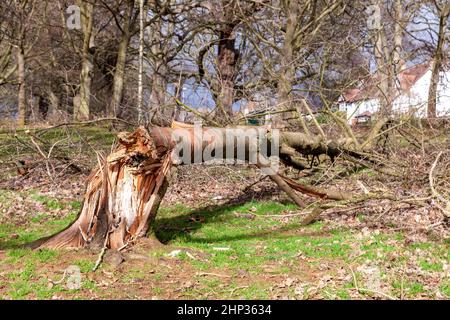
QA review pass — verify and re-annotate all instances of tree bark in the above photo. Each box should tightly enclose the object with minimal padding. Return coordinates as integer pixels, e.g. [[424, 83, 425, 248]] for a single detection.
[[147, 16, 167, 124], [427, 5, 449, 119], [367, 0, 406, 147], [273, 0, 298, 129], [109, 0, 134, 118], [17, 45, 26, 126], [48, 90, 60, 120], [373, 10, 391, 115], [392, 0, 405, 78], [75, 0, 95, 121], [216, 24, 237, 122], [137, 0, 144, 123], [34, 127, 175, 249]]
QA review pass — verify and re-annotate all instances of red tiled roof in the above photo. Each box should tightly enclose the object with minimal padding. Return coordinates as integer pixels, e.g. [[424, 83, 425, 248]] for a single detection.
[[342, 89, 361, 103], [397, 63, 429, 91]]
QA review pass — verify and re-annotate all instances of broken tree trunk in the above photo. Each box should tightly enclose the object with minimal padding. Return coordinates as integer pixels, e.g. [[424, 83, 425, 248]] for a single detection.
[[34, 127, 175, 249], [33, 124, 357, 249]]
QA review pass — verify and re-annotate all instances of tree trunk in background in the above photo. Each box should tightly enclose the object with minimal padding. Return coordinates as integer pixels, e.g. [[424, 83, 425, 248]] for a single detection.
[[48, 90, 60, 120], [0, 45, 17, 86], [216, 23, 237, 122], [366, 0, 405, 147], [147, 15, 168, 124], [172, 81, 184, 121], [392, 0, 405, 78], [372, 0, 405, 116], [75, 1, 94, 121], [17, 46, 26, 126], [137, 0, 144, 123], [427, 5, 449, 119], [373, 16, 391, 115], [273, 0, 298, 129], [149, 71, 166, 114], [109, 0, 134, 118]]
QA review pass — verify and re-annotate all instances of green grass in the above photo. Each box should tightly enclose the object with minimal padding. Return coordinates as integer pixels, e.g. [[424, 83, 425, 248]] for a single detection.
[[155, 201, 351, 274], [0, 191, 448, 299], [151, 200, 449, 299], [238, 283, 270, 299], [0, 126, 116, 181], [419, 260, 444, 272], [123, 267, 149, 283], [156, 201, 349, 263], [30, 194, 65, 210], [392, 280, 427, 297], [73, 259, 95, 273], [336, 289, 351, 299], [0, 189, 79, 249], [0, 211, 77, 249], [0, 246, 97, 299], [2, 249, 66, 299], [439, 283, 450, 298]]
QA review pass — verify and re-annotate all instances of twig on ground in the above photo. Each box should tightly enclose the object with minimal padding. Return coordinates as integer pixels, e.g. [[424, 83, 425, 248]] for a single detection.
[[429, 151, 450, 217], [349, 266, 396, 300], [196, 272, 231, 278], [229, 286, 249, 295], [48, 269, 68, 285], [243, 175, 268, 192], [33, 118, 135, 133], [300, 208, 323, 225], [92, 235, 109, 272], [118, 243, 129, 252]]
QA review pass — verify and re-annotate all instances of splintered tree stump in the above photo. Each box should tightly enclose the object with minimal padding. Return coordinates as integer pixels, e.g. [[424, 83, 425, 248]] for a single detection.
[[36, 127, 175, 249], [34, 123, 353, 249]]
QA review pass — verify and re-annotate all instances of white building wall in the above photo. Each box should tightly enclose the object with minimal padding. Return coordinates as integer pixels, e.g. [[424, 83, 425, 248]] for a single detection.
[[393, 71, 429, 116], [340, 99, 380, 124], [393, 70, 450, 118], [340, 69, 450, 123]]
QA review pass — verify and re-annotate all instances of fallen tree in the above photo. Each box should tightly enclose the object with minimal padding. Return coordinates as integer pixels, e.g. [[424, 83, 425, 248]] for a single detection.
[[31, 123, 385, 250]]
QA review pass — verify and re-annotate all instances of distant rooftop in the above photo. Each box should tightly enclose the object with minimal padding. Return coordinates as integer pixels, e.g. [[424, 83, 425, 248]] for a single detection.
[[341, 63, 430, 103]]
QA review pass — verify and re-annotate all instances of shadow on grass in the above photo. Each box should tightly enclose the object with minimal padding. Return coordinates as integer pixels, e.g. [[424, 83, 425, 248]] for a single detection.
[[0, 215, 77, 250], [0, 232, 42, 250], [1, 186, 329, 251], [153, 186, 332, 244]]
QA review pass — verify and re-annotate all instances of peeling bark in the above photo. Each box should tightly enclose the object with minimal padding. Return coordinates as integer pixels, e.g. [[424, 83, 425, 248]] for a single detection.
[[35, 127, 174, 249]]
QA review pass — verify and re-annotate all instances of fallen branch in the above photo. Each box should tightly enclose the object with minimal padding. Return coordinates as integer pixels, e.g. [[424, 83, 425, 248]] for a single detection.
[[196, 272, 231, 278], [92, 236, 109, 272], [31, 124, 398, 250]]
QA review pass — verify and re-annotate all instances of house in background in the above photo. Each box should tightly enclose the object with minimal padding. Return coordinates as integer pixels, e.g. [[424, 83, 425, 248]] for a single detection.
[[337, 84, 380, 125], [354, 111, 373, 125], [241, 100, 275, 125], [337, 62, 450, 124]]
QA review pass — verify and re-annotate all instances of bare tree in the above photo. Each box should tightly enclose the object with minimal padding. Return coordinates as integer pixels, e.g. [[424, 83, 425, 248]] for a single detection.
[[107, 0, 137, 118], [0, 0, 41, 125], [75, 0, 95, 121], [427, 1, 449, 118]]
